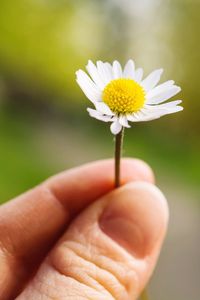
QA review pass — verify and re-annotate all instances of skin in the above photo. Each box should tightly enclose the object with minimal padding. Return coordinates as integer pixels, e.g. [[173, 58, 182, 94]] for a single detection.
[[0, 158, 169, 300]]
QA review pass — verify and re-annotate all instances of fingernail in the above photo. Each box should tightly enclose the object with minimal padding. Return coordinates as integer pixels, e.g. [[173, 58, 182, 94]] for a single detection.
[[99, 182, 168, 258]]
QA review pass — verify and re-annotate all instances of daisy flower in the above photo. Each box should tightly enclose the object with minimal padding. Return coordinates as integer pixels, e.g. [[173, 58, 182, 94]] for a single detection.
[[76, 60, 183, 135]]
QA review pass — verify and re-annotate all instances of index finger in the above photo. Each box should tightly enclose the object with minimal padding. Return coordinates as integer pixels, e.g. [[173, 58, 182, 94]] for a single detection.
[[0, 158, 154, 253], [0, 159, 154, 256], [46, 158, 154, 216]]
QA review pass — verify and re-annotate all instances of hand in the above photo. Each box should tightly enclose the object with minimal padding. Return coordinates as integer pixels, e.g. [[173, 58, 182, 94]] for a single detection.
[[0, 159, 168, 300]]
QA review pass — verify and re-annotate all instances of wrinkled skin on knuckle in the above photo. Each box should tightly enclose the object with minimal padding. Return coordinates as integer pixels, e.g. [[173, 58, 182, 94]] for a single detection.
[[18, 261, 115, 300], [48, 224, 141, 300]]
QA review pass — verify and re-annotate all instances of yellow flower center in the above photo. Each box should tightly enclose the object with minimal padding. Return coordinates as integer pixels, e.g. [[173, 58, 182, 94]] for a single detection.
[[102, 78, 145, 114]]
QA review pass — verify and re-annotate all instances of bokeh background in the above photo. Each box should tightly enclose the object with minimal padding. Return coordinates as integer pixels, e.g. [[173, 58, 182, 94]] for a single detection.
[[0, 0, 199, 299]]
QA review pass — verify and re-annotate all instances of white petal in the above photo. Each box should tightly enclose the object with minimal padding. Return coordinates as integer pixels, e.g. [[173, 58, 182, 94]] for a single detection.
[[154, 105, 183, 115], [141, 69, 163, 92], [146, 85, 181, 104], [126, 113, 140, 122], [142, 103, 183, 118], [147, 80, 175, 99], [110, 120, 122, 135], [161, 100, 182, 109], [123, 59, 135, 79], [134, 68, 143, 82], [119, 115, 131, 128], [96, 61, 113, 86], [76, 70, 102, 103], [86, 60, 105, 90], [95, 102, 114, 115], [142, 107, 167, 116], [127, 110, 161, 122], [105, 62, 114, 81], [87, 108, 113, 122], [112, 60, 123, 79], [146, 100, 182, 110], [136, 110, 161, 121]]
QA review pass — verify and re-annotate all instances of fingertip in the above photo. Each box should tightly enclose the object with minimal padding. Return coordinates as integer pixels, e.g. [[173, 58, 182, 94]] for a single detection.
[[124, 181, 169, 234], [121, 158, 155, 184], [100, 181, 168, 258]]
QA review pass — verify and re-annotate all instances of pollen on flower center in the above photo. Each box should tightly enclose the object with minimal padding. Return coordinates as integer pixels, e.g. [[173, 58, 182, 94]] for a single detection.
[[102, 78, 146, 114]]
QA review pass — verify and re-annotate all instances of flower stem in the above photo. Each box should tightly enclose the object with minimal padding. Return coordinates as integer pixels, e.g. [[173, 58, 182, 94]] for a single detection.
[[114, 127, 124, 188], [140, 288, 150, 300]]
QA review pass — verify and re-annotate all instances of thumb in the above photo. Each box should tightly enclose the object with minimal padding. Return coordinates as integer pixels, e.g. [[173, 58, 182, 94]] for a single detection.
[[17, 182, 168, 300]]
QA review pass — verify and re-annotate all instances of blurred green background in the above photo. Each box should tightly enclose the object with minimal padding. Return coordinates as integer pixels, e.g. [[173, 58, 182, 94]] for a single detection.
[[0, 0, 199, 299]]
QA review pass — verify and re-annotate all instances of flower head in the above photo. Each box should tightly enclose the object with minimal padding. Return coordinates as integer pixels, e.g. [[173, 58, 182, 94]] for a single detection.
[[76, 60, 183, 135]]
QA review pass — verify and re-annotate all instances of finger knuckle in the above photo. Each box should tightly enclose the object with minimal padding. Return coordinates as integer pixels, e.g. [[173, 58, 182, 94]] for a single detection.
[[49, 238, 139, 300]]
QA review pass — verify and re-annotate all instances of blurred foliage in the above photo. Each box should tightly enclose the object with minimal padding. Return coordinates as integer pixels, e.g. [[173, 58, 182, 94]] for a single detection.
[[0, 0, 199, 202], [0, 0, 108, 104]]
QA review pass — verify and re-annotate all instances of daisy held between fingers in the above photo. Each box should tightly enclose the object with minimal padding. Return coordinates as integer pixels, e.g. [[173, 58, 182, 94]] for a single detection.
[[76, 59, 183, 300], [76, 58, 183, 188], [76, 59, 183, 135]]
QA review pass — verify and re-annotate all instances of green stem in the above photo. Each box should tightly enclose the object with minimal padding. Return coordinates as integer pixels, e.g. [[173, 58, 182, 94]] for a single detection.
[[114, 127, 124, 187], [140, 288, 150, 300]]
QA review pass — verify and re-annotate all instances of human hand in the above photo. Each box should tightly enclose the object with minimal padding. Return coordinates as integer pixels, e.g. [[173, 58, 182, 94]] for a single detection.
[[0, 159, 168, 300]]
